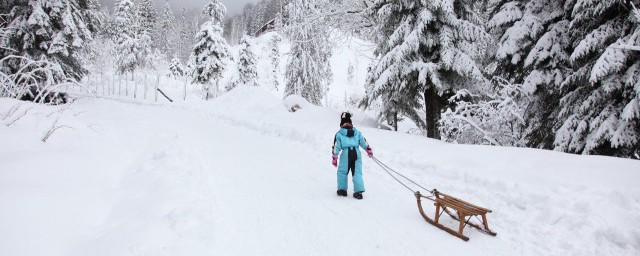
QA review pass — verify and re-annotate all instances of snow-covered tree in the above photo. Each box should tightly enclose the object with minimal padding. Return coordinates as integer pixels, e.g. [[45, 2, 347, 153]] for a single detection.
[[113, 0, 138, 74], [363, 0, 489, 138], [237, 36, 258, 87], [169, 57, 184, 77], [487, 0, 573, 147], [269, 34, 281, 90], [136, 0, 157, 36], [283, 0, 333, 106], [0, 0, 100, 80], [176, 8, 195, 62], [553, 0, 640, 157], [157, 2, 176, 55], [187, 0, 230, 99]]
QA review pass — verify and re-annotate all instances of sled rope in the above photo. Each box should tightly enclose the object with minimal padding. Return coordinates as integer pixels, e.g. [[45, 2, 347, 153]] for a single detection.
[[371, 156, 434, 194]]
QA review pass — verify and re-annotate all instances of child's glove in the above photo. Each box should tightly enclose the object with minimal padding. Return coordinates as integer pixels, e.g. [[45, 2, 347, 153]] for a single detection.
[[332, 154, 338, 167], [366, 147, 373, 157]]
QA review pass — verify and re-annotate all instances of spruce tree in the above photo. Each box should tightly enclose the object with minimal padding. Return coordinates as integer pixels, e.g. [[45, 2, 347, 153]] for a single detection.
[[176, 8, 193, 62], [553, 0, 640, 157], [113, 0, 139, 74], [237, 35, 258, 87], [188, 0, 230, 99], [157, 1, 176, 56], [136, 0, 157, 37], [269, 34, 281, 90], [363, 0, 488, 138], [488, 0, 573, 148], [0, 0, 99, 80], [169, 57, 184, 77], [283, 0, 333, 106]]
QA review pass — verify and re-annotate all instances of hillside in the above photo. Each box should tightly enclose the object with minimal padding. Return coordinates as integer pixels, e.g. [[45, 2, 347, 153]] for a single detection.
[[1, 86, 639, 256]]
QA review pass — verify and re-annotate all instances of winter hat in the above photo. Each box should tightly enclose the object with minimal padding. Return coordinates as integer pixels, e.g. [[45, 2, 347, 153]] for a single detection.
[[340, 112, 352, 127]]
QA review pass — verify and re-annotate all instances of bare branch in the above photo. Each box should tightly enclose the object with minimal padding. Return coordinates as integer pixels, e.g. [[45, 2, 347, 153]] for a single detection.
[[2, 103, 22, 120], [41, 118, 74, 143], [5, 106, 33, 127]]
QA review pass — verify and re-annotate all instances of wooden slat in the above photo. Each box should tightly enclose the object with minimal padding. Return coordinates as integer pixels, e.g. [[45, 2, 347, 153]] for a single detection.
[[441, 195, 490, 214], [435, 197, 484, 216], [439, 193, 492, 213]]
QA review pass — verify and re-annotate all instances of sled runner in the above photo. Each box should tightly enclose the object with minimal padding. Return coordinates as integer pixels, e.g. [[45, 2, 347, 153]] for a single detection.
[[415, 190, 496, 241], [371, 156, 496, 241]]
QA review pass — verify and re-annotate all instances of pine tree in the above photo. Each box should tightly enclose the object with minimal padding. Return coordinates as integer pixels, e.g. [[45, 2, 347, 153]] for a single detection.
[[176, 8, 193, 62], [553, 0, 640, 157], [269, 34, 281, 90], [283, 0, 333, 106], [169, 57, 184, 77], [0, 0, 99, 80], [363, 0, 489, 137], [136, 0, 157, 37], [237, 35, 258, 87], [113, 0, 138, 74], [488, 0, 573, 148], [157, 1, 176, 56], [187, 0, 230, 99]]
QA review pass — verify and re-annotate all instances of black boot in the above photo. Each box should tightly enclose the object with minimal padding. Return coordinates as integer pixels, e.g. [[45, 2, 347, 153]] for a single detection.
[[337, 189, 347, 196], [353, 192, 363, 200]]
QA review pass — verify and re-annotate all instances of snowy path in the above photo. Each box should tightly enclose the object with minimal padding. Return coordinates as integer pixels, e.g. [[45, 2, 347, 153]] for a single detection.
[[1, 89, 639, 256]]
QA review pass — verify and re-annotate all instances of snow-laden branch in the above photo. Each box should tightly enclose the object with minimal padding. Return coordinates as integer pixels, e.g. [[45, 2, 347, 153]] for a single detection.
[[439, 77, 529, 146], [610, 45, 640, 52], [609, 3, 640, 52], [448, 114, 501, 146], [0, 55, 79, 103]]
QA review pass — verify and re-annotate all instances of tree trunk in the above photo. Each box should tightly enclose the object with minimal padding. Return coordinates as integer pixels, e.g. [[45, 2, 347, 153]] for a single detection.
[[424, 86, 441, 139], [393, 112, 398, 131]]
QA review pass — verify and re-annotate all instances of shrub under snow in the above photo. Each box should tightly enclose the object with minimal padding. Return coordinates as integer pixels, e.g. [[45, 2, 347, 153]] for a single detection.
[[439, 78, 529, 146]]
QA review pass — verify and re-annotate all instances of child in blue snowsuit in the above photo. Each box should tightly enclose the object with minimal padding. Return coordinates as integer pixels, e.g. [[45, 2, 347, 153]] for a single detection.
[[332, 112, 373, 200]]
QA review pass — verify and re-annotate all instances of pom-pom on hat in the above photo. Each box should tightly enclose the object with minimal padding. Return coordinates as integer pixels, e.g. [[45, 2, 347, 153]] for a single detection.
[[340, 112, 352, 127]]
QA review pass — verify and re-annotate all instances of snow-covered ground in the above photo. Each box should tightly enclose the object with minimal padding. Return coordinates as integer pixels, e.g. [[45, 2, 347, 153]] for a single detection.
[[1, 85, 639, 256]]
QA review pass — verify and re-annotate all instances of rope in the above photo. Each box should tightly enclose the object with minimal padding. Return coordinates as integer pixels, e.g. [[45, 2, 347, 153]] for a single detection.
[[370, 156, 434, 195]]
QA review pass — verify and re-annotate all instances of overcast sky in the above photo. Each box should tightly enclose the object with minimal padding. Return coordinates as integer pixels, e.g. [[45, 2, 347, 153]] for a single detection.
[[99, 0, 261, 15]]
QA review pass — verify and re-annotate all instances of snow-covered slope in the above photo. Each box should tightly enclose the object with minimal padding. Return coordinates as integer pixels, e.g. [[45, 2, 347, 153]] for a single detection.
[[1, 87, 639, 256]]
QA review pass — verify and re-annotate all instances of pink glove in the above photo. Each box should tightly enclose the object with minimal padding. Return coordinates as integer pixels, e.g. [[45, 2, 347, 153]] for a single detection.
[[332, 154, 338, 167], [366, 147, 373, 157]]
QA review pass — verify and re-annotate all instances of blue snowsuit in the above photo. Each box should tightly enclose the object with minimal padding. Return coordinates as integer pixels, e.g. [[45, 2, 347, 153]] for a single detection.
[[333, 126, 369, 193]]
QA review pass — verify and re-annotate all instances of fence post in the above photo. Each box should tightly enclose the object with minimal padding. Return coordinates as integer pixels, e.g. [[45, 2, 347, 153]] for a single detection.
[[101, 73, 105, 96], [118, 75, 122, 96], [144, 73, 148, 100], [183, 75, 187, 101], [134, 73, 138, 99], [111, 75, 114, 95]]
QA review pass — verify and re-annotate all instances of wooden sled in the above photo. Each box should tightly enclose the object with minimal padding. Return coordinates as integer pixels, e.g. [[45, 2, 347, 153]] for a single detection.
[[414, 190, 496, 241]]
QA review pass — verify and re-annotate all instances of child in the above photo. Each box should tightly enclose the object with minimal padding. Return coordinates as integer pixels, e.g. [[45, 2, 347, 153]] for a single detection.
[[332, 112, 373, 200]]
